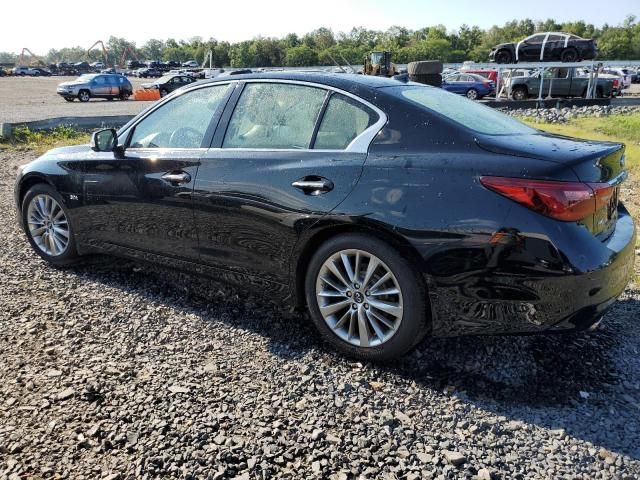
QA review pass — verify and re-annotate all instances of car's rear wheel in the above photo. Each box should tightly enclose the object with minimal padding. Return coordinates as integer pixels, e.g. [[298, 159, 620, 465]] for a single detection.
[[305, 234, 428, 361], [119, 92, 130, 101], [512, 86, 528, 100], [495, 49, 513, 64], [78, 90, 91, 102], [560, 48, 579, 62], [22, 184, 79, 266], [466, 88, 479, 100]]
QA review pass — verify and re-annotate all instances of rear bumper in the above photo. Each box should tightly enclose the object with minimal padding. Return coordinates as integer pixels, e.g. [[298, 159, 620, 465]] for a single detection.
[[425, 206, 636, 337]]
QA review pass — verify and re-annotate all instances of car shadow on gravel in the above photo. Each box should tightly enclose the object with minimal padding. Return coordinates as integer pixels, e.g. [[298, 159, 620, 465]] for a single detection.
[[65, 256, 640, 459], [393, 296, 640, 459]]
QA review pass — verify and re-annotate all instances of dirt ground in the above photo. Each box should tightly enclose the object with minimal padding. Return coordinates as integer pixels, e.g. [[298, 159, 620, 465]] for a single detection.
[[0, 76, 153, 123]]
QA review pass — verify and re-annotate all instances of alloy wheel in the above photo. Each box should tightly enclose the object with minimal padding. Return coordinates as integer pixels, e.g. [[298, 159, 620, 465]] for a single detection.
[[26, 194, 70, 257], [315, 249, 403, 348]]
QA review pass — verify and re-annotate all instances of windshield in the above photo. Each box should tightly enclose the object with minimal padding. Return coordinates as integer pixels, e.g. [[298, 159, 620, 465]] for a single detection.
[[390, 85, 536, 135], [158, 75, 176, 83], [78, 74, 97, 81]]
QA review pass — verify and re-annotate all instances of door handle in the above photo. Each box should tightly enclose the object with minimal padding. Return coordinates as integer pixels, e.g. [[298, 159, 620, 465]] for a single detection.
[[292, 176, 334, 195], [161, 171, 191, 185]]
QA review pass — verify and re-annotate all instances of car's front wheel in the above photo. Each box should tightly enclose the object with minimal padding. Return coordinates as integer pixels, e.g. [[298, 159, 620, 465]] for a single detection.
[[495, 49, 513, 64], [78, 90, 91, 102], [22, 184, 79, 266], [305, 233, 428, 361], [160, 88, 168, 97]]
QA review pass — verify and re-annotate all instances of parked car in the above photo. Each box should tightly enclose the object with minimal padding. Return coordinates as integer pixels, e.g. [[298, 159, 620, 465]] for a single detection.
[[73, 62, 91, 73], [90, 62, 105, 70], [442, 73, 495, 99], [575, 68, 623, 96], [15, 73, 636, 360], [489, 32, 597, 64], [13, 66, 41, 76], [56, 73, 133, 102], [142, 74, 196, 97], [602, 68, 632, 90], [135, 67, 162, 78], [182, 60, 199, 68], [36, 67, 52, 76], [510, 67, 616, 99], [461, 69, 498, 84], [0, 67, 6, 77], [127, 60, 146, 70]]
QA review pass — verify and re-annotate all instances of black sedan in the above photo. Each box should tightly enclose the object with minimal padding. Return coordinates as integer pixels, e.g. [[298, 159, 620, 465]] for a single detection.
[[490, 32, 597, 64], [14, 73, 636, 360], [142, 74, 195, 97]]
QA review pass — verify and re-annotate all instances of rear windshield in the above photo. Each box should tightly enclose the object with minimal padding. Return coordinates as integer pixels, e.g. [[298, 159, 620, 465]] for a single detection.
[[389, 85, 535, 135]]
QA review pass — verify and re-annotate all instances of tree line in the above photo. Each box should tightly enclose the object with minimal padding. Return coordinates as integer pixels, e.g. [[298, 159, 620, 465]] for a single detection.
[[2, 15, 639, 68]]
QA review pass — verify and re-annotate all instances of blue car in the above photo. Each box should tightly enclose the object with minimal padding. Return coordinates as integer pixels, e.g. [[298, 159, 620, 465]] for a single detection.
[[442, 73, 495, 100]]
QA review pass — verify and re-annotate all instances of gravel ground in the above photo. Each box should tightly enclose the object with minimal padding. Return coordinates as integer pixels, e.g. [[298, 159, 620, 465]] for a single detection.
[[1, 148, 639, 480], [0, 77, 153, 123]]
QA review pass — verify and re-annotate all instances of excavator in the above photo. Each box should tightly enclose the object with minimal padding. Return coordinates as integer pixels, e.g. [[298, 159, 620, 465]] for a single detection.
[[362, 51, 397, 77], [87, 40, 109, 67], [17, 48, 47, 67]]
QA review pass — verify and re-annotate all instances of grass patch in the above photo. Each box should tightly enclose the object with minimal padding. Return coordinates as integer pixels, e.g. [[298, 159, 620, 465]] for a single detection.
[[520, 114, 640, 171], [0, 125, 90, 154]]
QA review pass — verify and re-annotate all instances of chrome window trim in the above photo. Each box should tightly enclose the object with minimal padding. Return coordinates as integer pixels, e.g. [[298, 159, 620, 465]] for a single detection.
[[120, 78, 388, 154]]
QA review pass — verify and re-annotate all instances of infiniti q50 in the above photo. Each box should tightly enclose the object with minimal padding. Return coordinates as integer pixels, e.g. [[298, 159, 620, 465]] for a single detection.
[[15, 73, 636, 360]]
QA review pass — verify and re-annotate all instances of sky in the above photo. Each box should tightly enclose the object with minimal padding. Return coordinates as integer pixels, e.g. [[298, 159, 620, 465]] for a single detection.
[[0, 0, 637, 54]]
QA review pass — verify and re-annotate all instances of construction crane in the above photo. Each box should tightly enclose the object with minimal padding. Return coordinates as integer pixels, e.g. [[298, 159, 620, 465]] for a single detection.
[[17, 48, 46, 67], [87, 40, 109, 66], [119, 46, 139, 68]]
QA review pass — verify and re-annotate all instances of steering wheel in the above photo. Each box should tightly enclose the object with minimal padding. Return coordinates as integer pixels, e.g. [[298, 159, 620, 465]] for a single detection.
[[169, 127, 203, 148]]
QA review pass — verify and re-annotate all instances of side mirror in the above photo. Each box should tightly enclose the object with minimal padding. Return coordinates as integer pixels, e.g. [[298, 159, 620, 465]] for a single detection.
[[90, 128, 118, 153]]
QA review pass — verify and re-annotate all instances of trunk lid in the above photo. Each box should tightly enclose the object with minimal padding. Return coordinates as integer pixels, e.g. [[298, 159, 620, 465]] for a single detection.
[[475, 132, 626, 238]]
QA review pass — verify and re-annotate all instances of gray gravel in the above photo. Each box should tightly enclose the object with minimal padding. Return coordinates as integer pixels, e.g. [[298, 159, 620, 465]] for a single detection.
[[1, 148, 639, 480], [0, 77, 152, 123], [502, 105, 640, 124]]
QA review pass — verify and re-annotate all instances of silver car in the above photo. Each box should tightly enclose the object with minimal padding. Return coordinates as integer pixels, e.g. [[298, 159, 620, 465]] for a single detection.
[[56, 74, 133, 102]]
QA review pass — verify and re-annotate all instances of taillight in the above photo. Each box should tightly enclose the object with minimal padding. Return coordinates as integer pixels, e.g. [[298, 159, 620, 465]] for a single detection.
[[480, 176, 613, 222], [613, 79, 619, 86]]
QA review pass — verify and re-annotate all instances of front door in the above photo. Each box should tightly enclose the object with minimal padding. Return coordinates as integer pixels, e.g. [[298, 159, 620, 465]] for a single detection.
[[518, 34, 546, 61], [76, 83, 233, 260], [192, 81, 382, 285]]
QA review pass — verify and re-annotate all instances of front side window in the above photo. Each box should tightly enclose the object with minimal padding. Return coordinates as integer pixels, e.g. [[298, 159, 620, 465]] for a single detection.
[[129, 85, 229, 149], [223, 83, 326, 149], [393, 86, 536, 136], [314, 93, 376, 150]]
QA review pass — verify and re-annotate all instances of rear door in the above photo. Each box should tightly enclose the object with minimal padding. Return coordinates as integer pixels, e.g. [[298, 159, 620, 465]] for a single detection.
[[192, 81, 384, 284], [91, 75, 111, 96]]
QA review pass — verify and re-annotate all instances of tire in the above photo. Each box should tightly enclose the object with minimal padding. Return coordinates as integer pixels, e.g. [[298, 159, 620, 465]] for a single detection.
[[466, 88, 479, 100], [512, 86, 528, 100], [305, 233, 428, 361], [107, 97, 114, 101], [34, 71, 40, 76], [64, 97, 74, 102], [21, 184, 80, 266], [495, 49, 513, 64], [119, 92, 130, 101], [160, 88, 168, 97], [78, 90, 91, 102], [560, 48, 579, 63]]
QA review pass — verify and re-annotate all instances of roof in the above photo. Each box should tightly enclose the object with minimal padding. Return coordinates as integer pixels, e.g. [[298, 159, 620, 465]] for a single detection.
[[203, 71, 405, 90]]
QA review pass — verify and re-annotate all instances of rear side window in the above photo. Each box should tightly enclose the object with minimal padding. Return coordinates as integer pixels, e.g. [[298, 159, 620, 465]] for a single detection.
[[393, 86, 535, 136], [223, 83, 326, 149], [314, 94, 376, 150]]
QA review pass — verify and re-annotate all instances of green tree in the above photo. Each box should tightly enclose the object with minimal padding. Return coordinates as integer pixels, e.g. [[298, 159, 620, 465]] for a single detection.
[[285, 45, 318, 66]]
